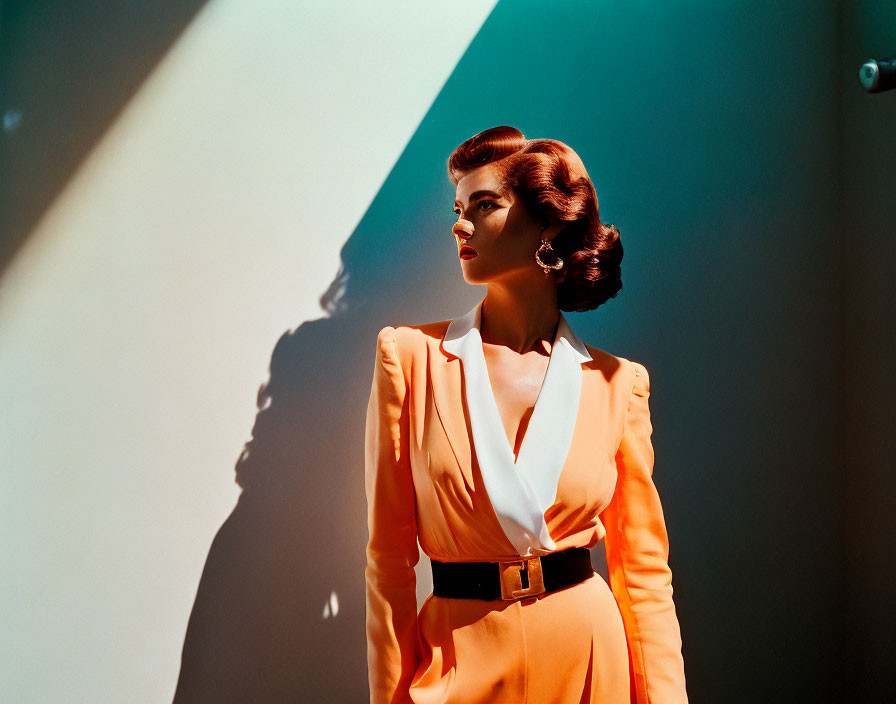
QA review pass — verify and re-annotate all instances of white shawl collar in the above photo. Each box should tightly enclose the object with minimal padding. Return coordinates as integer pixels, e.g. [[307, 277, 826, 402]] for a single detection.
[[442, 298, 593, 556]]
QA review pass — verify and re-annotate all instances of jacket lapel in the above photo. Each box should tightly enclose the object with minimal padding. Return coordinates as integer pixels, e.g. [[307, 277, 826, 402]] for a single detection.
[[433, 299, 593, 557]]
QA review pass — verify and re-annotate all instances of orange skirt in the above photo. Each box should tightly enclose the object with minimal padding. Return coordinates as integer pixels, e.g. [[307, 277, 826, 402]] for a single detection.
[[409, 572, 630, 703]]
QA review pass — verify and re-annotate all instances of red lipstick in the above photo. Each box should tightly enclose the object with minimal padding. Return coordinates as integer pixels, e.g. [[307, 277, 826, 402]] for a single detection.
[[459, 245, 477, 259]]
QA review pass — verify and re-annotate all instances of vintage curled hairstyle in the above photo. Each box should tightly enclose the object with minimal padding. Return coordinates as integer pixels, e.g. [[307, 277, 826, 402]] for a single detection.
[[447, 125, 623, 312]]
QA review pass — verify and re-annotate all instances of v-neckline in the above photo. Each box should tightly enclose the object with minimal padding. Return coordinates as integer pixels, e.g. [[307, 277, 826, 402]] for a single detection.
[[478, 320, 559, 465], [441, 298, 593, 556]]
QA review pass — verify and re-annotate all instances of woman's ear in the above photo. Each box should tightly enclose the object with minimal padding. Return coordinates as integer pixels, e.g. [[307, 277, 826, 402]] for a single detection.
[[539, 218, 565, 241]]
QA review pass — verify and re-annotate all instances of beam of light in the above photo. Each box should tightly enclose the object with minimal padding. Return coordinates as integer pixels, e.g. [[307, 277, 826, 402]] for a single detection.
[[0, 1, 497, 701]]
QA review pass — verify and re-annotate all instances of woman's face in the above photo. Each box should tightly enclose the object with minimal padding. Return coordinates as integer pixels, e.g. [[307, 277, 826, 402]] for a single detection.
[[452, 162, 547, 285]]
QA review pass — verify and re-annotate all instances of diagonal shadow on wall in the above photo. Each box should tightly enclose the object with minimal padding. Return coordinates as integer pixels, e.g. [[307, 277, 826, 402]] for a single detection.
[[0, 0, 210, 278]]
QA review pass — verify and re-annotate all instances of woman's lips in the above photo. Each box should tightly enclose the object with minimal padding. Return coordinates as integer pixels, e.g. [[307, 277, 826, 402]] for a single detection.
[[459, 246, 477, 259]]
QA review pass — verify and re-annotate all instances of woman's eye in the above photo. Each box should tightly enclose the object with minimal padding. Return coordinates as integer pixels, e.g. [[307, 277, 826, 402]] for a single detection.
[[453, 201, 496, 216]]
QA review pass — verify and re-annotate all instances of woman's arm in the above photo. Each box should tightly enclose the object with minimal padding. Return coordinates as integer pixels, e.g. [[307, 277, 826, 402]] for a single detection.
[[364, 325, 421, 703], [601, 360, 689, 704]]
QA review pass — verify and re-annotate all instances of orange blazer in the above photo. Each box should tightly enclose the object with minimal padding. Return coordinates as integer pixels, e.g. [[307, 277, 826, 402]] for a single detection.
[[365, 301, 688, 703]]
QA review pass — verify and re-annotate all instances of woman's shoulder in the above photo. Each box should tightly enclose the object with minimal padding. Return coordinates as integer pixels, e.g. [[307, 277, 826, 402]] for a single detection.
[[377, 318, 449, 343], [581, 342, 648, 388], [582, 341, 624, 369], [375, 319, 451, 366]]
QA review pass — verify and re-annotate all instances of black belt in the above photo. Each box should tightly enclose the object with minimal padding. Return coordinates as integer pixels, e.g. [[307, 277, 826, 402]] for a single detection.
[[431, 547, 594, 601]]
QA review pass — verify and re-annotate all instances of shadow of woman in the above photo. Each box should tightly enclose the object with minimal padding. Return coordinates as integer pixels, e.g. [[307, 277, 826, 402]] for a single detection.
[[172, 303, 387, 703], [170, 138, 464, 700]]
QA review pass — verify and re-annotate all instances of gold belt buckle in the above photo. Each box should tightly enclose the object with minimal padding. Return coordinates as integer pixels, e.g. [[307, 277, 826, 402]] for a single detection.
[[498, 555, 546, 600]]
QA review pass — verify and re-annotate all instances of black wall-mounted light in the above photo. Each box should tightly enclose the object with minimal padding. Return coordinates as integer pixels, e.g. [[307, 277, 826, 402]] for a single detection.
[[859, 56, 896, 93]]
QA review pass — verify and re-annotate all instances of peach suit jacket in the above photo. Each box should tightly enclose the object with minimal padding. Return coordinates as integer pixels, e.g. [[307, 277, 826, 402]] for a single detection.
[[365, 299, 688, 703]]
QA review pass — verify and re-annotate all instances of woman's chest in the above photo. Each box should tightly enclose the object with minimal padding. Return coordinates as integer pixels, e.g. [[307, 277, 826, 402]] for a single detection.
[[409, 354, 628, 519], [481, 344, 552, 460]]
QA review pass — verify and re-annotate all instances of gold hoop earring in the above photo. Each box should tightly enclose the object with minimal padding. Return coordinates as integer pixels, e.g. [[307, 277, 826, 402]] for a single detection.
[[535, 238, 563, 276]]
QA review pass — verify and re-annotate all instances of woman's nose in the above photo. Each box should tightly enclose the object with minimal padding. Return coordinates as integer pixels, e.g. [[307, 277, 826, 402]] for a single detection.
[[453, 222, 472, 239]]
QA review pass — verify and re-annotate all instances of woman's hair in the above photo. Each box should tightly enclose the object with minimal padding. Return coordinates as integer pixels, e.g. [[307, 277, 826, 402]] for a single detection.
[[447, 125, 623, 313]]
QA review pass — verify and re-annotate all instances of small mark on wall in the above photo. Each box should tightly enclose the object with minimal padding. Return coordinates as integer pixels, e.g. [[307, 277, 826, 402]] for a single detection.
[[321, 590, 339, 618]]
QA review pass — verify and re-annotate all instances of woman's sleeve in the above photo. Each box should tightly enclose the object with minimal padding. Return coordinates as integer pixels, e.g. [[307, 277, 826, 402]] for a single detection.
[[600, 360, 689, 704], [364, 325, 421, 704]]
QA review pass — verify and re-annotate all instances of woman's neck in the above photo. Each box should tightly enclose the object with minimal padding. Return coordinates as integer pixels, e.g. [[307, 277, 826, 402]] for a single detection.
[[480, 285, 560, 355]]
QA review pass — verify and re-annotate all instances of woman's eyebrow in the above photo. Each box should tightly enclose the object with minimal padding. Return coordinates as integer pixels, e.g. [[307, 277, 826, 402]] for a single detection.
[[454, 189, 503, 206]]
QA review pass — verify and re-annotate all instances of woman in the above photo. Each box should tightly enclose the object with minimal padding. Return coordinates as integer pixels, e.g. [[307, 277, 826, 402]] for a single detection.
[[365, 126, 688, 703]]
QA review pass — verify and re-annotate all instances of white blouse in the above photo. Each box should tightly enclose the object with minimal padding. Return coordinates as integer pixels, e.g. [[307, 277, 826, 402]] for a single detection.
[[442, 298, 593, 557]]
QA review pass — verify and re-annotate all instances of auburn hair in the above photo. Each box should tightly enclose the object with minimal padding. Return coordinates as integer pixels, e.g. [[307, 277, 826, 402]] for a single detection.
[[447, 125, 623, 313]]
